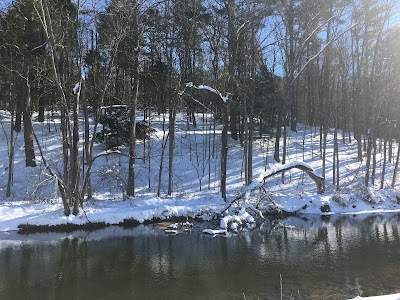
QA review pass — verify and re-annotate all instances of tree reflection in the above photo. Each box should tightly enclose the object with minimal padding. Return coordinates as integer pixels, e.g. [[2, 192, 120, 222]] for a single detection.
[[1, 214, 400, 299]]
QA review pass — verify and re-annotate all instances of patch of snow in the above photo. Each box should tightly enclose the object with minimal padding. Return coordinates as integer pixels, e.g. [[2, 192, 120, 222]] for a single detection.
[[349, 294, 400, 300], [202, 229, 226, 235], [167, 223, 178, 229], [73, 82, 80, 94]]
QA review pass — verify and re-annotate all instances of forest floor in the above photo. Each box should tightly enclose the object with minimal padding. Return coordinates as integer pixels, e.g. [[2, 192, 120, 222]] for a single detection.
[[1, 109, 400, 233]]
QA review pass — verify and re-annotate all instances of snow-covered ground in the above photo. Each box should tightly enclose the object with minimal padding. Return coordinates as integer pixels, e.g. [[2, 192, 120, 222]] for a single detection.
[[350, 295, 400, 300], [1, 109, 400, 299], [1, 109, 400, 233]]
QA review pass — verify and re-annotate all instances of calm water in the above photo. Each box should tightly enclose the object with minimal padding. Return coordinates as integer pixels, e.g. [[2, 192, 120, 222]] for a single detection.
[[1, 213, 400, 300]]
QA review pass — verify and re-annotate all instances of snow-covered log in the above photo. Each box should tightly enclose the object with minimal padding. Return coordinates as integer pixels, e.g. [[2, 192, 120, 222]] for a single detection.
[[222, 162, 324, 214], [183, 82, 230, 105], [202, 229, 227, 235], [256, 161, 324, 194]]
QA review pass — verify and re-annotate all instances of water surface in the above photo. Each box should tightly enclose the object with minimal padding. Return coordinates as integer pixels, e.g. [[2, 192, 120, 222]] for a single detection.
[[1, 213, 400, 299]]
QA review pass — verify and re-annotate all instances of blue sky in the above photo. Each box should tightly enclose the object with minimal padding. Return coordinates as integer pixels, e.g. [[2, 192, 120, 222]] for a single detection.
[[0, 0, 12, 9]]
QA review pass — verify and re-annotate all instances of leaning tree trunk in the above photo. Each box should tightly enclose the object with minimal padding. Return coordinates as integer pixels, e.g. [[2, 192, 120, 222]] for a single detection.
[[38, 0, 72, 215], [157, 114, 168, 197], [222, 162, 325, 213]]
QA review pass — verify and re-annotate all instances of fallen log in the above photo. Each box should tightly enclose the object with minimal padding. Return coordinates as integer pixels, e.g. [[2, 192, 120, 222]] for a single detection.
[[221, 162, 324, 214], [259, 162, 324, 194]]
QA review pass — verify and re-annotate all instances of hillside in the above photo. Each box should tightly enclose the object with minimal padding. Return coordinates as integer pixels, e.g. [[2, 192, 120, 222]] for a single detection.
[[1, 110, 400, 232]]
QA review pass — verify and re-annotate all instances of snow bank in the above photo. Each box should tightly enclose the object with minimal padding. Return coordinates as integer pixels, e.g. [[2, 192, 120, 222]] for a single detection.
[[2, 110, 400, 232], [349, 294, 400, 300], [202, 229, 226, 235], [0, 198, 225, 232]]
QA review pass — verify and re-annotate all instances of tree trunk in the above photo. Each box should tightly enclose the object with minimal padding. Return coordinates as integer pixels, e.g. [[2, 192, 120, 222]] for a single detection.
[[371, 135, 377, 186], [247, 26, 256, 185], [226, 0, 237, 141], [6, 84, 15, 197], [14, 98, 22, 133], [391, 140, 400, 188], [165, 6, 177, 195], [127, 4, 140, 198], [61, 105, 69, 186], [381, 136, 387, 189], [82, 79, 92, 199], [282, 114, 288, 183], [157, 114, 168, 197], [243, 97, 248, 185], [71, 80, 81, 215], [38, 97, 45, 123], [365, 131, 373, 187], [334, 122, 339, 190], [274, 111, 282, 162], [221, 105, 228, 202], [127, 54, 140, 197], [23, 77, 36, 167], [38, 0, 72, 215], [168, 107, 176, 195]]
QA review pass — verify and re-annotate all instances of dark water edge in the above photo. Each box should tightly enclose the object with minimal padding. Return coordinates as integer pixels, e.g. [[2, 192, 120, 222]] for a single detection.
[[16, 216, 203, 234], [1, 213, 400, 300]]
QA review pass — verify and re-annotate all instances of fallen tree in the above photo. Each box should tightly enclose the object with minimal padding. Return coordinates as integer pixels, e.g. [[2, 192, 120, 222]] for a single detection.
[[258, 162, 324, 194], [221, 161, 325, 214]]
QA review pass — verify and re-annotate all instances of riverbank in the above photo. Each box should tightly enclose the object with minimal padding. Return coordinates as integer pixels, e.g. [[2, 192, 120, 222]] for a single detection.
[[2, 110, 400, 232], [351, 294, 400, 299], [2, 194, 400, 233]]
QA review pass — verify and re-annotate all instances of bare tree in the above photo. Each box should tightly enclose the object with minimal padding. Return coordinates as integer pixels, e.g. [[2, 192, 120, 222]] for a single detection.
[[126, 0, 142, 197]]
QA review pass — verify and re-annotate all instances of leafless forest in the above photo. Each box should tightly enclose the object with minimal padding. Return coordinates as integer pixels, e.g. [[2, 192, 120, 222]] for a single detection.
[[0, 0, 399, 215]]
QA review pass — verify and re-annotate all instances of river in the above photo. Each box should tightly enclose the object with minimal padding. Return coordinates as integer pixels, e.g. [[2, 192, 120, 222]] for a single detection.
[[1, 213, 400, 299]]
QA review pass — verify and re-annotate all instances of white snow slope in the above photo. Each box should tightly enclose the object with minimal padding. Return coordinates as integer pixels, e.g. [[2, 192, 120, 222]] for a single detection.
[[1, 109, 400, 233], [2, 110, 400, 299]]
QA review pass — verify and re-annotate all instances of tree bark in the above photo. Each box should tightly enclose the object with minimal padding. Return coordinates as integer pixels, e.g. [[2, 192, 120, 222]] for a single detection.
[[38, 0, 72, 215], [391, 140, 400, 188], [6, 83, 15, 197], [274, 111, 282, 163], [381, 136, 387, 189], [127, 3, 140, 198], [71, 79, 81, 215], [23, 76, 36, 167], [82, 80, 92, 199], [221, 105, 228, 201]]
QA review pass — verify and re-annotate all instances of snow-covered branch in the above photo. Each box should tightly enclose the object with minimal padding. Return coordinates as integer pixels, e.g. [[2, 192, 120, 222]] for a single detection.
[[291, 23, 357, 85], [184, 82, 230, 105], [221, 161, 325, 214]]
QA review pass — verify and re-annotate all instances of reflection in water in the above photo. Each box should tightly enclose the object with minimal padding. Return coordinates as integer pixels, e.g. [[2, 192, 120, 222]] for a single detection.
[[1, 213, 400, 300]]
